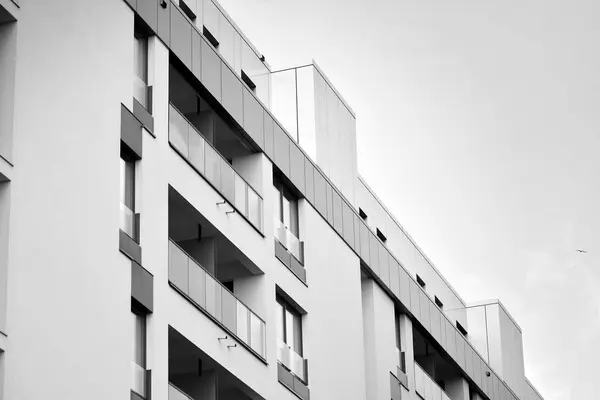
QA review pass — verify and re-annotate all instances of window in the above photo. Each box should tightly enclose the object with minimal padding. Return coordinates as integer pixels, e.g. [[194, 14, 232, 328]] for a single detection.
[[276, 295, 303, 357], [274, 177, 299, 238], [179, 0, 197, 20], [359, 207, 368, 221], [434, 296, 444, 309], [416, 274, 426, 289], [131, 308, 147, 398], [203, 27, 219, 48], [133, 31, 149, 110], [376, 228, 387, 243], [456, 321, 468, 336], [120, 155, 136, 239], [241, 70, 257, 92], [395, 312, 401, 351]]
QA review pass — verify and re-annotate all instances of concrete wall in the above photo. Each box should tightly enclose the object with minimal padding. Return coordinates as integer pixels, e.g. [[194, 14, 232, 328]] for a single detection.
[[4, 1, 133, 399], [0, 20, 16, 162], [0, 182, 9, 336]]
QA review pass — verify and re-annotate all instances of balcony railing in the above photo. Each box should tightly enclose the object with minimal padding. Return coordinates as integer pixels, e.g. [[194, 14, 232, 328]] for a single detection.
[[274, 220, 303, 263], [169, 103, 263, 233], [168, 239, 266, 359], [277, 340, 308, 384], [120, 202, 137, 240], [131, 361, 146, 398], [168, 383, 193, 400], [133, 73, 149, 109], [414, 363, 451, 400]]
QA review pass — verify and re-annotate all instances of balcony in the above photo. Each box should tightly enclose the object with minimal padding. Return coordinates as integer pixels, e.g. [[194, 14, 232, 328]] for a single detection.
[[169, 102, 263, 233], [131, 361, 147, 398], [396, 348, 408, 388], [169, 327, 264, 400], [277, 340, 308, 383], [415, 363, 451, 400], [274, 220, 303, 264], [120, 202, 137, 240], [169, 239, 266, 359]]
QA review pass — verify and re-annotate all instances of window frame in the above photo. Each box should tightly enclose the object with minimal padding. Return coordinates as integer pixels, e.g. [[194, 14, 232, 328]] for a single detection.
[[276, 295, 303, 357]]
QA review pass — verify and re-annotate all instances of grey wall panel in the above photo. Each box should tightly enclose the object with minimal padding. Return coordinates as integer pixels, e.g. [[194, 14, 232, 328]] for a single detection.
[[221, 64, 243, 126], [353, 214, 361, 255], [398, 265, 411, 309], [313, 169, 327, 218], [170, 7, 192, 68], [200, 40, 222, 101], [119, 230, 142, 265], [408, 278, 420, 318], [480, 357, 489, 395], [473, 351, 482, 388], [465, 342, 474, 377], [133, 98, 154, 133], [289, 143, 305, 193], [157, 0, 171, 44], [378, 244, 390, 286], [325, 183, 333, 225], [358, 219, 370, 262], [243, 89, 264, 148], [341, 201, 354, 248], [493, 374, 500, 400], [440, 313, 447, 349], [125, 0, 137, 9], [455, 332, 466, 370], [332, 190, 343, 234], [304, 159, 315, 204], [121, 105, 143, 159], [445, 319, 456, 359], [273, 123, 290, 175], [191, 28, 201, 80], [429, 302, 441, 344], [263, 111, 274, 159], [418, 290, 431, 331], [131, 261, 153, 312], [137, 0, 158, 32], [389, 258, 400, 298], [368, 231, 379, 275]]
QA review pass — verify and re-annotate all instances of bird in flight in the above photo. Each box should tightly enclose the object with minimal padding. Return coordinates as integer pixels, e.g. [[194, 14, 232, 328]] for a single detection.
[[575, 249, 588, 253]]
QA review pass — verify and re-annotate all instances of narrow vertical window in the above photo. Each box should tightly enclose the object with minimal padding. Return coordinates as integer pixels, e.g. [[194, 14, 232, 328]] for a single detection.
[[133, 32, 149, 110], [120, 156, 136, 240], [131, 310, 147, 398]]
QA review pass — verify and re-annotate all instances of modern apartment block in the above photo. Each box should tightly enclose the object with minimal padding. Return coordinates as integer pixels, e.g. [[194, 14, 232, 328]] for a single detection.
[[0, 1, 546, 400]]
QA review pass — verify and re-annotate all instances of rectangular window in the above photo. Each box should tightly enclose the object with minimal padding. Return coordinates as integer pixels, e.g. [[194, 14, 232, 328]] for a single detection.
[[276, 295, 303, 356], [376, 228, 387, 243], [133, 32, 149, 109], [179, 0, 197, 20], [274, 177, 299, 237], [434, 296, 444, 309], [456, 321, 468, 336], [120, 155, 136, 239], [395, 312, 401, 350], [131, 309, 147, 398], [416, 274, 426, 289], [203, 26, 219, 48], [359, 207, 368, 221], [241, 70, 257, 92]]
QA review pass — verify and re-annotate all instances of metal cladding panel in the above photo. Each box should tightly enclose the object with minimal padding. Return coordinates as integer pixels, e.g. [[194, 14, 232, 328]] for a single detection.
[[289, 143, 305, 193], [418, 290, 431, 331], [465, 342, 474, 377], [137, 0, 158, 32], [121, 105, 143, 159], [332, 189, 343, 234], [445, 319, 456, 359], [429, 302, 442, 344], [200, 39, 222, 101], [273, 123, 290, 176], [358, 219, 370, 262], [368, 231, 379, 275], [473, 350, 482, 388], [439, 314, 447, 349], [389, 258, 400, 298], [157, 0, 171, 44], [131, 261, 153, 312], [398, 265, 411, 309], [455, 332, 466, 370], [325, 183, 333, 225], [191, 29, 202, 80], [341, 200, 355, 248], [243, 89, 264, 148], [263, 111, 274, 159], [125, 0, 137, 9], [378, 244, 390, 286], [221, 64, 243, 126], [170, 7, 192, 68], [408, 278, 420, 318], [304, 158, 315, 204], [313, 169, 327, 218], [481, 357, 489, 396]]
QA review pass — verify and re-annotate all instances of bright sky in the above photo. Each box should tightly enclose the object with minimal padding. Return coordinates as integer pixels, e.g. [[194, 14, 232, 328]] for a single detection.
[[219, 0, 599, 398]]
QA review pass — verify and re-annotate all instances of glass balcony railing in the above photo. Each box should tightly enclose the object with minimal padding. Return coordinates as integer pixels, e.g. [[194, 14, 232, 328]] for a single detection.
[[168, 239, 266, 359], [169, 383, 193, 400], [277, 340, 308, 384], [133, 73, 148, 109], [131, 361, 146, 398], [169, 103, 263, 233], [120, 202, 136, 240], [396, 348, 406, 373], [274, 220, 303, 263], [414, 363, 451, 400]]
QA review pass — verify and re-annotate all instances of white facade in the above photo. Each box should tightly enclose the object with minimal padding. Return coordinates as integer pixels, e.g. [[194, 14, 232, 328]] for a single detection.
[[0, 1, 545, 400]]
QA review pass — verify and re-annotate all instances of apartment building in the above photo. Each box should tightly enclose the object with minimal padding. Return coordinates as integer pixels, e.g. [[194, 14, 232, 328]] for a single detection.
[[0, 1, 545, 400]]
